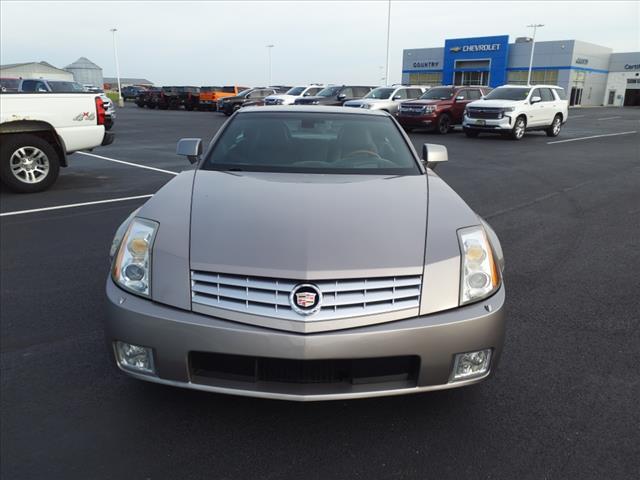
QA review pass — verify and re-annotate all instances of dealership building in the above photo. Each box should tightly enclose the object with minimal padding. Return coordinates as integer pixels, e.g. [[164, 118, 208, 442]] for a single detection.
[[402, 35, 640, 107]]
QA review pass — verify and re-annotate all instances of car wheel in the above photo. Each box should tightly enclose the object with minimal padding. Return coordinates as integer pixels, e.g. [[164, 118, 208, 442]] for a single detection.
[[546, 114, 562, 137], [436, 114, 451, 134], [510, 116, 526, 140], [464, 128, 479, 138], [0, 134, 60, 193]]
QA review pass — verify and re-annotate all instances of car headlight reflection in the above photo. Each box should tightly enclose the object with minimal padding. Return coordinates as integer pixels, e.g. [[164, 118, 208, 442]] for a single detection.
[[112, 218, 158, 297], [458, 226, 500, 305]]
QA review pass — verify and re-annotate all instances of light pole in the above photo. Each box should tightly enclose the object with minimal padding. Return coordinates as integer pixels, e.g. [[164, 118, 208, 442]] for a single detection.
[[526, 24, 544, 86], [266, 44, 274, 86], [109, 28, 124, 107], [384, 0, 392, 85]]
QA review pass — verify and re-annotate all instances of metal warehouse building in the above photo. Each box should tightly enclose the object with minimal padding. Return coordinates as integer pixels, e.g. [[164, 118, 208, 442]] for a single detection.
[[0, 61, 74, 81], [402, 35, 640, 107], [65, 57, 104, 89]]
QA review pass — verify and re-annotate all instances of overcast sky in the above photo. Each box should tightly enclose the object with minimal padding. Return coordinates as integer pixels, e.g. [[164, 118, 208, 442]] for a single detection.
[[1, 1, 638, 86]]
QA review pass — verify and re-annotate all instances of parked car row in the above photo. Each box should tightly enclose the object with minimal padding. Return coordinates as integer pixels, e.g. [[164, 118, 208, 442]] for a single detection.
[[134, 85, 251, 111]]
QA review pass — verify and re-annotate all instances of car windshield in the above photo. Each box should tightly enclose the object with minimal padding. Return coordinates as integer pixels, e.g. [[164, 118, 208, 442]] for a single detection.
[[316, 86, 341, 97], [484, 87, 531, 100], [420, 88, 454, 100], [365, 87, 395, 99], [237, 89, 254, 97], [286, 86, 305, 96], [48, 81, 85, 92], [202, 112, 419, 175]]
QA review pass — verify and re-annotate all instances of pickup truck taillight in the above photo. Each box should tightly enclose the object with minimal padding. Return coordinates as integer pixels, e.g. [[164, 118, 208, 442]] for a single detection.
[[95, 96, 106, 126]]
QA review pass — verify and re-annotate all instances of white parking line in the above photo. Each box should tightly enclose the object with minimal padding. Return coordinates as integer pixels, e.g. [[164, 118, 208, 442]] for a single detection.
[[76, 152, 179, 176], [597, 116, 621, 121], [570, 115, 586, 119], [0, 194, 153, 217], [548, 131, 637, 145]]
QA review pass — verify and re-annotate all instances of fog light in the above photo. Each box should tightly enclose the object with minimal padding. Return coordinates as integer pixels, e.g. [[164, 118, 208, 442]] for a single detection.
[[451, 349, 492, 381], [115, 341, 155, 374]]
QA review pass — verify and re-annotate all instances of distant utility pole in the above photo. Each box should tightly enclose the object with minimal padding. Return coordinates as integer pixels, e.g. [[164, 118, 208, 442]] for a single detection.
[[109, 28, 124, 107], [384, 0, 392, 85], [266, 44, 275, 86], [526, 24, 544, 86]]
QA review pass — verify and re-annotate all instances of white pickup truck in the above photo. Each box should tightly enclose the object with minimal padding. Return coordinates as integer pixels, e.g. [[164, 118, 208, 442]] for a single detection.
[[0, 92, 114, 192]]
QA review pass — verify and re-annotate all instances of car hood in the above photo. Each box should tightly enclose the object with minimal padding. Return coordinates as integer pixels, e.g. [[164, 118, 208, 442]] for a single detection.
[[401, 99, 447, 107], [467, 99, 524, 108], [344, 99, 389, 107], [295, 96, 336, 104], [189, 171, 428, 279]]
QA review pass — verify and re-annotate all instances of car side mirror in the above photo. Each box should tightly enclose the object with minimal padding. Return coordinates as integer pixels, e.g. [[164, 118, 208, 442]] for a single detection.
[[530, 95, 542, 104], [393, 94, 402, 100], [337, 93, 346, 100], [177, 138, 202, 164], [421, 143, 448, 170], [455, 95, 465, 101]]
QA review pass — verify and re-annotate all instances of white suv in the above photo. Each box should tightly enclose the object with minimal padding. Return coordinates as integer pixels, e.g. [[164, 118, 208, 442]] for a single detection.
[[343, 85, 428, 114], [264, 85, 325, 105], [463, 85, 568, 140]]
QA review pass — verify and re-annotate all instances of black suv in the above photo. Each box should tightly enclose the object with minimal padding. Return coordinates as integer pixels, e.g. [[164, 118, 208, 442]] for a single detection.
[[157, 86, 201, 110], [122, 86, 147, 101], [294, 85, 375, 106], [218, 87, 285, 116], [135, 88, 162, 108]]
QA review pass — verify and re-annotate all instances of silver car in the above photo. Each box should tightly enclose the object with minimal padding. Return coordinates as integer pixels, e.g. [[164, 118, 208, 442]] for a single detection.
[[106, 106, 506, 401], [343, 85, 427, 114]]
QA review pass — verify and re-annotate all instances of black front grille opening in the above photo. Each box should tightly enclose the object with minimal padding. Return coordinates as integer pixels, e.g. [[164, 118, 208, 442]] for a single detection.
[[190, 352, 420, 388]]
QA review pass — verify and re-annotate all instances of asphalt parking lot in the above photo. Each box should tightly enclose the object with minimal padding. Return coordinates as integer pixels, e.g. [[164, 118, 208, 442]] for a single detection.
[[1, 105, 639, 479]]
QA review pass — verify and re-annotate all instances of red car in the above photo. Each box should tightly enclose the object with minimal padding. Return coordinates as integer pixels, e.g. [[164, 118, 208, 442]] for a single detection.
[[397, 86, 491, 134]]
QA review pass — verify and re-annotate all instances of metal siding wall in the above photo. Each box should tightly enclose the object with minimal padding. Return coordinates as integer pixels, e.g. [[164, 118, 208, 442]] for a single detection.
[[442, 35, 510, 87]]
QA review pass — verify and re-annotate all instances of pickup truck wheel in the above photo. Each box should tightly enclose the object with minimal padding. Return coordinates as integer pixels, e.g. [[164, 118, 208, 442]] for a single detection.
[[0, 134, 60, 193], [510, 116, 526, 140], [436, 114, 451, 134], [546, 114, 562, 137]]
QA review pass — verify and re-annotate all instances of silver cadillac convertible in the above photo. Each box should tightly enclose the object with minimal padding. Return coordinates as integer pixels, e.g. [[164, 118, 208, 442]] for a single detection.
[[106, 106, 505, 401]]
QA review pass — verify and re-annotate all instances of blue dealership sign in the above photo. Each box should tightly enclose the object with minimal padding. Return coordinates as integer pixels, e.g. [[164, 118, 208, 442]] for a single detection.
[[443, 35, 510, 87]]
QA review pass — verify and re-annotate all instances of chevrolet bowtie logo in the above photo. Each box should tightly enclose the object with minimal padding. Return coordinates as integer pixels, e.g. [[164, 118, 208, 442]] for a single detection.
[[450, 46, 462, 53]]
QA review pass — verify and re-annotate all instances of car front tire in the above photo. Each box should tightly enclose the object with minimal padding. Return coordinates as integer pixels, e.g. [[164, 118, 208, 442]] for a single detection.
[[436, 114, 452, 134], [0, 134, 60, 193], [510, 116, 526, 140]]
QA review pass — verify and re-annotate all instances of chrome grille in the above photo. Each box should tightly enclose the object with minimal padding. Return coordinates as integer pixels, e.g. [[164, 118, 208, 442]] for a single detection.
[[399, 105, 425, 115], [191, 271, 422, 322], [467, 108, 502, 119]]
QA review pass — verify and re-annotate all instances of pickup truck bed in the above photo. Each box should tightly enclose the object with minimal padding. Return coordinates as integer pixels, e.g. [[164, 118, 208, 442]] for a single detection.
[[0, 92, 114, 192]]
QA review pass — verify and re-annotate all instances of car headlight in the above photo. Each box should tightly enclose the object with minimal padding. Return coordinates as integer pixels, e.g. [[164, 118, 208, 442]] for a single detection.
[[111, 218, 159, 297], [501, 107, 515, 112], [361, 103, 371, 109], [275, 99, 284, 105], [311, 100, 319, 105], [458, 226, 501, 305], [424, 105, 436, 113]]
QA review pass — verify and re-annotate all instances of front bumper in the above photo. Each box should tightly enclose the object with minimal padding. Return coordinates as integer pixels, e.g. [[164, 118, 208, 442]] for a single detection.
[[106, 279, 506, 401], [463, 115, 513, 131], [397, 113, 437, 128], [101, 131, 115, 146]]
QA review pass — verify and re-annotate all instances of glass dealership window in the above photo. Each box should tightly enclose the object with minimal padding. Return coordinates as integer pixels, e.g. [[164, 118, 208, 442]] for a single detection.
[[507, 69, 558, 85], [408, 72, 442, 85]]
